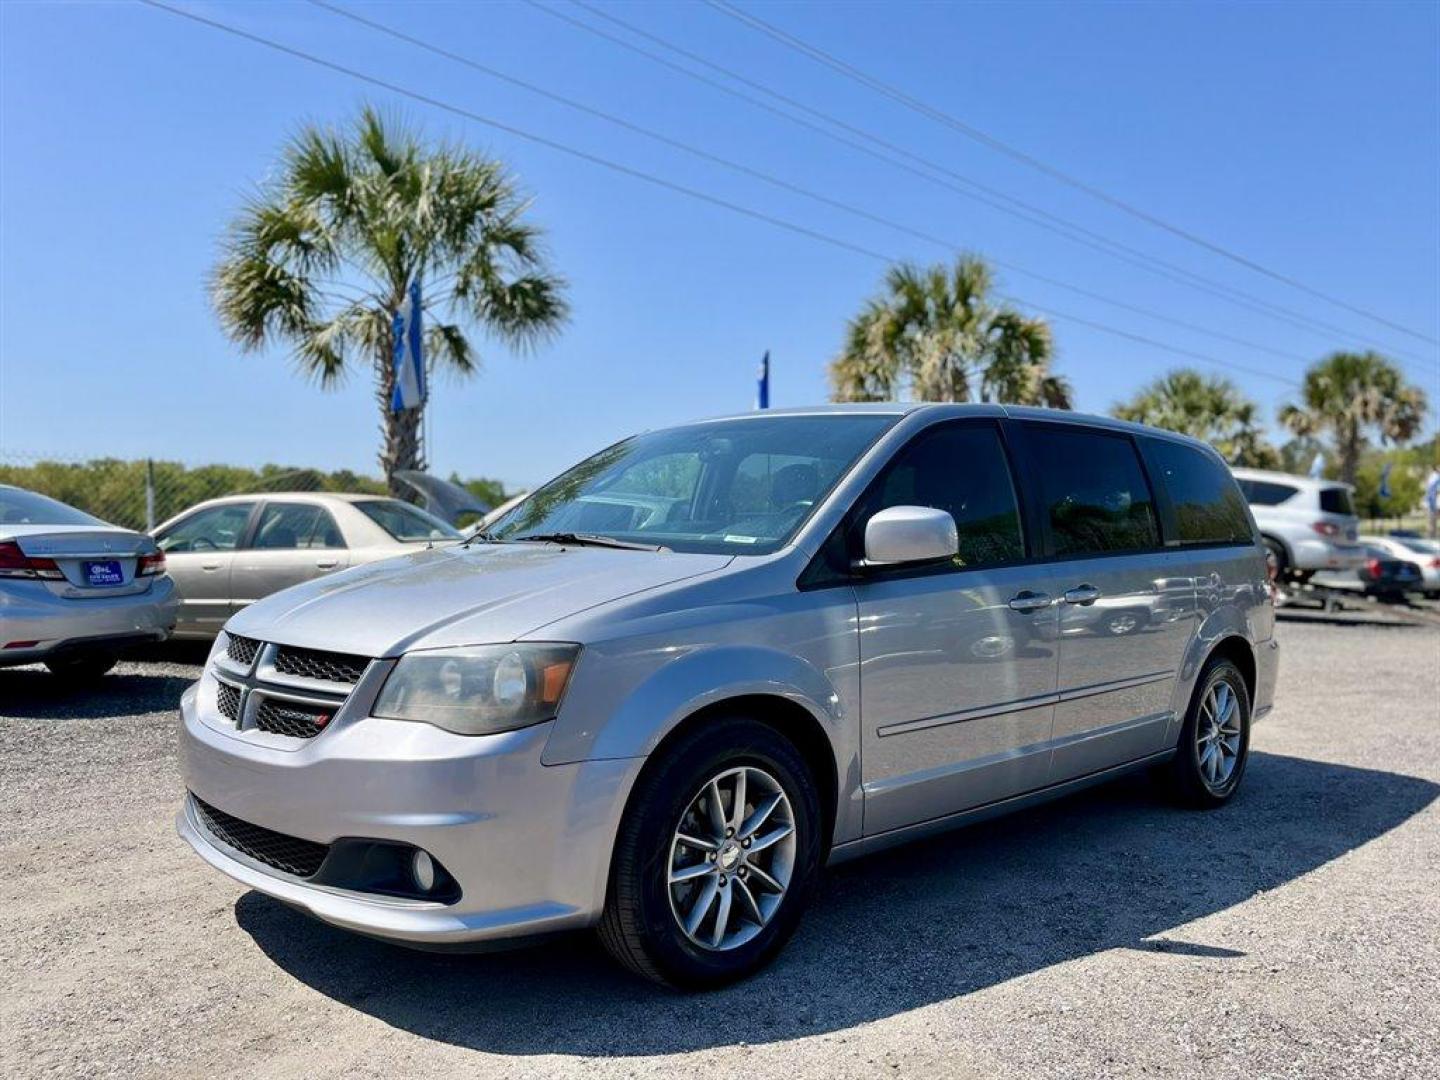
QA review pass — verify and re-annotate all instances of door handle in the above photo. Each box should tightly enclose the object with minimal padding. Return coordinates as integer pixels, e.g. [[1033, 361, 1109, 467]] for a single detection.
[[1063, 584, 1102, 606], [1008, 591, 1053, 613], [315, 560, 339, 570], [201, 563, 223, 572]]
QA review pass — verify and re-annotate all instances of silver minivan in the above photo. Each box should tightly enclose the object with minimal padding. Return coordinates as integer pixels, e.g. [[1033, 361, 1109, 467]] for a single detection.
[[177, 405, 1278, 988]]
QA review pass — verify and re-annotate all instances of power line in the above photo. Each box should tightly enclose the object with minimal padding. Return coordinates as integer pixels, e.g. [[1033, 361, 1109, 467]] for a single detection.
[[137, 0, 1299, 392], [707, 0, 1439, 348], [539, 0, 1436, 375], [310, 0, 1319, 372]]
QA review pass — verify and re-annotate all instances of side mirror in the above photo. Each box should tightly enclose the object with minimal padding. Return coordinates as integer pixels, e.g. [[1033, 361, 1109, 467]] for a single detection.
[[859, 506, 958, 568]]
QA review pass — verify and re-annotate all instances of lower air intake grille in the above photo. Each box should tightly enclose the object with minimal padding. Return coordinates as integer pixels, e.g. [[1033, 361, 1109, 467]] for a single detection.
[[192, 796, 328, 878], [273, 645, 370, 685], [253, 698, 331, 739], [215, 681, 241, 722], [226, 634, 260, 667]]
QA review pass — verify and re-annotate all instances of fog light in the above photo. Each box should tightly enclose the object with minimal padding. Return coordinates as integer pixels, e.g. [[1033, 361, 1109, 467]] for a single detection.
[[411, 850, 436, 893]]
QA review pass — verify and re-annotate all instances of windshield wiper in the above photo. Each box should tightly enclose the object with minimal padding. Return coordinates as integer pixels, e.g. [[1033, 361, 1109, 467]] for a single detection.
[[513, 532, 668, 552]]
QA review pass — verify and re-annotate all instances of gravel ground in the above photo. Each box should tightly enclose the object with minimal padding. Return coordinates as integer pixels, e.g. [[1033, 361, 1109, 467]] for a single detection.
[[1, 619, 1437, 1080]]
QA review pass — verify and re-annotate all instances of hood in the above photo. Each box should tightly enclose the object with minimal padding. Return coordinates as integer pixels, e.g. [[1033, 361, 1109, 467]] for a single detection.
[[227, 542, 733, 657], [2, 524, 154, 556]]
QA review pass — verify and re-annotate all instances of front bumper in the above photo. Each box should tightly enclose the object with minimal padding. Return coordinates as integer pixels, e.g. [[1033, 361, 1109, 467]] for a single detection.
[[0, 576, 176, 667], [177, 674, 642, 945]]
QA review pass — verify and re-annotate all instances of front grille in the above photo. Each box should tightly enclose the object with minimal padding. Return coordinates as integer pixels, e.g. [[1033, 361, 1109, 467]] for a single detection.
[[273, 645, 370, 685], [226, 634, 260, 667], [253, 698, 332, 739], [193, 796, 329, 877], [215, 681, 241, 722]]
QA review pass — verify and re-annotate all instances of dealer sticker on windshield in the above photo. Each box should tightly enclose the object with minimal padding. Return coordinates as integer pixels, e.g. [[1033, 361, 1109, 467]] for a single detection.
[[84, 560, 124, 587]]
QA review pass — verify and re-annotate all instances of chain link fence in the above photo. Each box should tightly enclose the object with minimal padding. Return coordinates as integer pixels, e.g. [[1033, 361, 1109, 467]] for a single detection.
[[0, 451, 508, 533]]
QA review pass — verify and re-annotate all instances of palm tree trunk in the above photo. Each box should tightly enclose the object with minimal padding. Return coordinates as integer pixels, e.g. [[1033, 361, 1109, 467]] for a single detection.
[[1338, 418, 1361, 487], [376, 336, 424, 496]]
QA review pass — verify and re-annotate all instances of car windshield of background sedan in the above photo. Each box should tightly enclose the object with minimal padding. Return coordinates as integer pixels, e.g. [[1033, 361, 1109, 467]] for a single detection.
[[0, 487, 104, 526], [353, 499, 462, 542], [486, 413, 897, 555]]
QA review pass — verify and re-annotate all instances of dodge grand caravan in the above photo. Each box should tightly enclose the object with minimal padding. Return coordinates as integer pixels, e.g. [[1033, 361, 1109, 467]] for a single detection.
[[177, 405, 1278, 988]]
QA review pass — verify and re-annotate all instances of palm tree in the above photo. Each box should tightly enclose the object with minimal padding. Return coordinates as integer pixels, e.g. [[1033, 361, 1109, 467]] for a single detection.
[[829, 255, 1070, 407], [212, 107, 568, 491], [1278, 351, 1428, 486], [1112, 368, 1279, 467]]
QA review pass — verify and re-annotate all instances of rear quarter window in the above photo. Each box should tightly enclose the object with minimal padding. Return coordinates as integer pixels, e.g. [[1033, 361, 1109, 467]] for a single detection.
[[1319, 487, 1355, 516], [1145, 440, 1253, 546]]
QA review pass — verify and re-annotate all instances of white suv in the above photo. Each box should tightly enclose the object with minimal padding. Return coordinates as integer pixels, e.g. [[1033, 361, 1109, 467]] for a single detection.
[[1231, 468, 1363, 583]]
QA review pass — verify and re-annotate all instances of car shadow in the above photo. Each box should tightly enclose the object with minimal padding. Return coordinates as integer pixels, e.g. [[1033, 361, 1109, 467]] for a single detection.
[[0, 667, 197, 719], [234, 751, 1436, 1056]]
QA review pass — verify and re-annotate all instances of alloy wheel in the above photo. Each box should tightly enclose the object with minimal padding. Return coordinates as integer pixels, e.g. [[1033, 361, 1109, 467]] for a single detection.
[[667, 765, 797, 952], [1197, 680, 1243, 790]]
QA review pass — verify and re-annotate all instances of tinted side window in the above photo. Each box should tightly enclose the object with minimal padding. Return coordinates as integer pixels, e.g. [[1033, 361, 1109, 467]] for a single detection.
[[1319, 487, 1354, 516], [860, 423, 1024, 569], [1146, 440, 1252, 545], [252, 503, 344, 549], [1238, 479, 1299, 506], [1026, 426, 1159, 556]]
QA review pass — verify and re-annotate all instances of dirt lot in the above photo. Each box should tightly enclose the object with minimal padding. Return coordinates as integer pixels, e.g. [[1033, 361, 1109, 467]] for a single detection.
[[2, 617, 1437, 1079]]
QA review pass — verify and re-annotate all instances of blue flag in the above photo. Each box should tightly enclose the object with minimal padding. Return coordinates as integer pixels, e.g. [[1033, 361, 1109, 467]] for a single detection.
[[1379, 462, 1392, 500], [756, 350, 770, 410], [1308, 452, 1325, 479], [391, 278, 425, 413]]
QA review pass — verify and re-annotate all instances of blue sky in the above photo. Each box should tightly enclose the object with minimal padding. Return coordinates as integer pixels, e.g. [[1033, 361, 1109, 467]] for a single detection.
[[2, 0, 1436, 489]]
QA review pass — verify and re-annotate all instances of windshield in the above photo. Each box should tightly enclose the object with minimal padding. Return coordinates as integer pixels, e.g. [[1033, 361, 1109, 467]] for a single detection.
[[487, 414, 896, 555], [1395, 537, 1440, 554], [354, 499, 462, 542], [0, 487, 104, 527]]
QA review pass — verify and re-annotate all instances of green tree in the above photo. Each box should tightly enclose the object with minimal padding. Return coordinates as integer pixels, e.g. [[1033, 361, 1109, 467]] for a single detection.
[[212, 107, 568, 492], [829, 255, 1071, 407], [1277, 351, 1427, 486], [1111, 368, 1279, 467]]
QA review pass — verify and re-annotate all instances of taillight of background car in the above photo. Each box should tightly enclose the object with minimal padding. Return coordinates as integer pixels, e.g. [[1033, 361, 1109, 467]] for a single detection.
[[0, 541, 64, 580], [137, 551, 166, 577], [1311, 521, 1341, 537], [1364, 557, 1383, 580]]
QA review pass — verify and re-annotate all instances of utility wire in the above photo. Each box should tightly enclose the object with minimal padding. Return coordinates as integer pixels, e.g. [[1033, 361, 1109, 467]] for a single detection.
[[541, 0, 1435, 374], [541, 0, 1440, 385], [311, 0, 1319, 371], [708, 0, 1439, 348], [137, 0, 1298, 390]]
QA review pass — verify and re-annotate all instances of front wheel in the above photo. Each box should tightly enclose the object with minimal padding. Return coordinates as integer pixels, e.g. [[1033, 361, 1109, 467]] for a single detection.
[[1157, 658, 1251, 808], [598, 716, 823, 989]]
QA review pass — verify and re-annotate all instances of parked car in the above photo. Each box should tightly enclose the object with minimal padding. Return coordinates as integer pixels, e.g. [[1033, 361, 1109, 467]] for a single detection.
[[0, 484, 176, 678], [1231, 467, 1363, 583], [1362, 534, 1440, 598], [176, 406, 1278, 988], [154, 493, 461, 638]]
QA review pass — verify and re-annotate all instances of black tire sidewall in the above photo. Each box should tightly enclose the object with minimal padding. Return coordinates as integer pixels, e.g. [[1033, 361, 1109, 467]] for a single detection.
[[1178, 660, 1251, 805], [620, 718, 823, 988]]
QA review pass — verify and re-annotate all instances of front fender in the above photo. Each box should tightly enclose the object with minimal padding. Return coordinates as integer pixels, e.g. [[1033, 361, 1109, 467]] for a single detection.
[[544, 642, 847, 763]]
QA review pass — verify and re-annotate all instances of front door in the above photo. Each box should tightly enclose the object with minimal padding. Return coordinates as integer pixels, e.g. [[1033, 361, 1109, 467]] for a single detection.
[[855, 420, 1060, 836], [1017, 422, 1197, 782], [156, 501, 257, 635]]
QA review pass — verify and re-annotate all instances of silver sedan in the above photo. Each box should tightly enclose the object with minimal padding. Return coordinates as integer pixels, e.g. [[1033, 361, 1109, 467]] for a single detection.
[[154, 492, 460, 638], [0, 485, 177, 679]]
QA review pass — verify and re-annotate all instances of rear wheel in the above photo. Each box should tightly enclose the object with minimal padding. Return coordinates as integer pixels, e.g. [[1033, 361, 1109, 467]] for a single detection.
[[1262, 537, 1296, 583], [598, 716, 823, 989], [1158, 658, 1251, 808], [44, 653, 118, 682]]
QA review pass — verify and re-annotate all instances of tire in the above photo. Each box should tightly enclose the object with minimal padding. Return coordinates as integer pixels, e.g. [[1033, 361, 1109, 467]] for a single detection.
[[1157, 657, 1251, 809], [1262, 537, 1289, 580], [43, 653, 118, 682], [598, 715, 823, 989]]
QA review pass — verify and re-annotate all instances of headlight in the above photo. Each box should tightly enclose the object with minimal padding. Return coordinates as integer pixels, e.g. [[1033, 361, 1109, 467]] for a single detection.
[[373, 643, 580, 736]]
